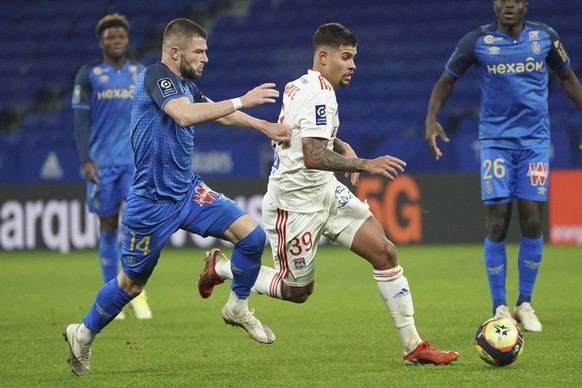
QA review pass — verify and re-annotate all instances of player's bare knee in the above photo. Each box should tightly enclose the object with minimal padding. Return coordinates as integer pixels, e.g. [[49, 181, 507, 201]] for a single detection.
[[370, 239, 398, 270], [282, 284, 313, 303], [100, 215, 119, 231], [521, 221, 542, 239]]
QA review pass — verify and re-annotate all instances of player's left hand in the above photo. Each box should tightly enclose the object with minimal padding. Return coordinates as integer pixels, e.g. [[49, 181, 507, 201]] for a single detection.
[[340, 141, 360, 186], [83, 161, 101, 185], [425, 121, 449, 160], [263, 122, 291, 143]]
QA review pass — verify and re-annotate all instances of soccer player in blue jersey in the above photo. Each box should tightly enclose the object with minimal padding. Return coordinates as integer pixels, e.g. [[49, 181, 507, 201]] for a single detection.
[[72, 13, 152, 321], [64, 18, 291, 376], [424, 0, 582, 332]]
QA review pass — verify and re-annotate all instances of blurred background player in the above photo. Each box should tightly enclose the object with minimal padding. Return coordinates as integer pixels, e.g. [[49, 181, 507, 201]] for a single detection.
[[72, 13, 152, 320], [64, 18, 290, 376], [424, 0, 582, 331], [199, 22, 458, 366]]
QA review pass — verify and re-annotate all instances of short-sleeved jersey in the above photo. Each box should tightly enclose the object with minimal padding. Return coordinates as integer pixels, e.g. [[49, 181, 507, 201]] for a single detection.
[[129, 62, 208, 202], [267, 70, 339, 212], [445, 21, 571, 150], [72, 60, 143, 166]]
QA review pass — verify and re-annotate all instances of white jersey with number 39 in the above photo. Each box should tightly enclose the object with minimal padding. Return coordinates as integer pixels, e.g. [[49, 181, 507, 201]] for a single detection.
[[267, 70, 339, 213]]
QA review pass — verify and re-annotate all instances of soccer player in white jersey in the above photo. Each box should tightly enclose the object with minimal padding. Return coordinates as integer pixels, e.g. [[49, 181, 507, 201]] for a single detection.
[[199, 22, 458, 365]]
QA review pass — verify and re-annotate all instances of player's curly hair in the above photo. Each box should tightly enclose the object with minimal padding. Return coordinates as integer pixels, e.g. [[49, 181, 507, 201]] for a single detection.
[[96, 13, 130, 38]]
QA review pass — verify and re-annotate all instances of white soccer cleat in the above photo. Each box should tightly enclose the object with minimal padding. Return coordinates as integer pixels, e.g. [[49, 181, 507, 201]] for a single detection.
[[129, 291, 152, 320], [494, 305, 514, 322], [221, 304, 276, 344], [63, 323, 92, 376], [513, 302, 542, 332]]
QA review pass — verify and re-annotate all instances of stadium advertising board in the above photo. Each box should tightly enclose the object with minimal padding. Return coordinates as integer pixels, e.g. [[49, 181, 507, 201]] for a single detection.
[[0, 173, 554, 252], [548, 170, 582, 245]]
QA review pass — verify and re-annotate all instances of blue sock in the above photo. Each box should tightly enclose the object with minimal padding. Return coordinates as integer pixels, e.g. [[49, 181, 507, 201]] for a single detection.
[[516, 235, 543, 306], [99, 230, 119, 283], [484, 238, 507, 314], [83, 278, 132, 333], [230, 226, 266, 299]]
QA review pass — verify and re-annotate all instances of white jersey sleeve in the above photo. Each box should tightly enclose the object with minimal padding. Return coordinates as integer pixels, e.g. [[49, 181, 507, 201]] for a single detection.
[[266, 70, 339, 212]]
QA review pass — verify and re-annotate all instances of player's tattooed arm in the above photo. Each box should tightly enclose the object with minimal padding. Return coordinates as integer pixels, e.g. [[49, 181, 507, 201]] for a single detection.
[[303, 137, 366, 172], [303, 137, 406, 180], [332, 138, 346, 155]]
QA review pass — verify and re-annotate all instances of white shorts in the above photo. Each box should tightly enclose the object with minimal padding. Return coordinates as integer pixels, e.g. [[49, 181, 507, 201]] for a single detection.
[[262, 179, 371, 287]]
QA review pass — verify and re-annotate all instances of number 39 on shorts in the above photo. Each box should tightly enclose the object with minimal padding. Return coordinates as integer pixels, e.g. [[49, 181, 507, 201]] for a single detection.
[[483, 158, 506, 179]]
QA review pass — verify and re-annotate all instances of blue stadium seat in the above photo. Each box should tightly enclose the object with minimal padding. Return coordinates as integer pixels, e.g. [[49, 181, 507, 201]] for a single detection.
[[2, 0, 581, 183]]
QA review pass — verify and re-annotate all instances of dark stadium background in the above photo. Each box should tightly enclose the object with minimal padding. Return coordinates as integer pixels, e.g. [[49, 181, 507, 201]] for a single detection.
[[1, 0, 580, 183], [0, 0, 580, 249]]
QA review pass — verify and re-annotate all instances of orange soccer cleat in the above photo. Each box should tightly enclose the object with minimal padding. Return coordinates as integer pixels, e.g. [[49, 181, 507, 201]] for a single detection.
[[403, 341, 459, 366]]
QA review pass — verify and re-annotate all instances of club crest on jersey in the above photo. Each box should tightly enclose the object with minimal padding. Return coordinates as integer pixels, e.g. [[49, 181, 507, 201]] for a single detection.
[[72, 85, 81, 104], [531, 41, 541, 55], [293, 258, 306, 269], [315, 104, 326, 125], [157, 78, 178, 97], [485, 181, 493, 195], [193, 185, 219, 206], [528, 162, 548, 186]]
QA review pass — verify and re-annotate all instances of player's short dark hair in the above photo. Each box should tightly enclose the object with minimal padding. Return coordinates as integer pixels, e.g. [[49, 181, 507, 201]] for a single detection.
[[96, 13, 130, 38], [163, 18, 208, 48], [313, 23, 357, 50]]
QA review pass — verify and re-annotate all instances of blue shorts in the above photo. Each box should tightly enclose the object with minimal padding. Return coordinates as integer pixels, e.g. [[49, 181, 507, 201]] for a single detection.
[[120, 177, 245, 281], [480, 148, 549, 205], [86, 164, 134, 218]]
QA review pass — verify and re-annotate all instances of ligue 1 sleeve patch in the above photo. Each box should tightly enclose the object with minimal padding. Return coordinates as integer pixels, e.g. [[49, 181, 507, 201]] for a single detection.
[[315, 104, 326, 125], [72, 85, 81, 104], [157, 78, 178, 97]]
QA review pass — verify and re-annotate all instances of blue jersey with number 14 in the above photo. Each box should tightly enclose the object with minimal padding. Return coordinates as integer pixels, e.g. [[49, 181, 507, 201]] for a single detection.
[[445, 21, 571, 150]]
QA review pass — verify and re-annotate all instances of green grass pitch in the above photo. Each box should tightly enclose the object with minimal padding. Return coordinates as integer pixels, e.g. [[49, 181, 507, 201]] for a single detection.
[[0, 244, 580, 387]]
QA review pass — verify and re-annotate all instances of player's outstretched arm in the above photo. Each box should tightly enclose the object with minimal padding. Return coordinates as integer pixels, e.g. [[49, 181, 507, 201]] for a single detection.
[[555, 68, 582, 151], [164, 83, 283, 128], [334, 138, 360, 186], [556, 67, 582, 112], [211, 83, 292, 143], [425, 72, 456, 160], [303, 137, 406, 181], [216, 112, 291, 143]]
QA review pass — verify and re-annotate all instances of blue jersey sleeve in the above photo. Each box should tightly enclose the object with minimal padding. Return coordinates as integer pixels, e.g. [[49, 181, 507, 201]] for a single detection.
[[71, 63, 93, 110], [537, 23, 571, 72], [143, 65, 186, 110], [445, 27, 485, 78]]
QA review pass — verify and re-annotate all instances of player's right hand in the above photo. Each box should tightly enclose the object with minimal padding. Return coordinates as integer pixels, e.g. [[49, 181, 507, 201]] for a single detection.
[[240, 83, 280, 108], [366, 155, 406, 181], [425, 120, 449, 160], [83, 161, 101, 185]]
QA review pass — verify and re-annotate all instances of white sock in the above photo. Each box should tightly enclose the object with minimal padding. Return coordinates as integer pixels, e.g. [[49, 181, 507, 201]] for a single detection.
[[226, 291, 248, 316], [77, 323, 97, 346], [251, 266, 283, 299], [215, 259, 233, 280], [215, 255, 283, 299], [374, 265, 422, 354]]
